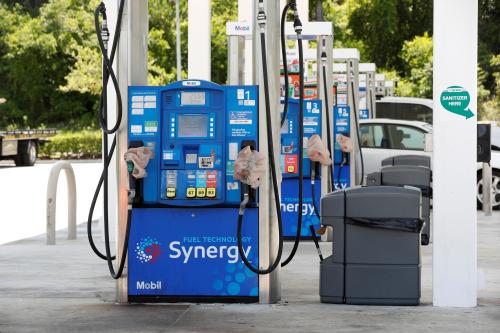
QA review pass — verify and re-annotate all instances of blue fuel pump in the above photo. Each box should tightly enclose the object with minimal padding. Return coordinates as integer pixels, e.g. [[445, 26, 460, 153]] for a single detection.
[[359, 84, 370, 120], [87, 0, 314, 302], [281, 99, 322, 238], [125, 81, 261, 302], [333, 95, 351, 190]]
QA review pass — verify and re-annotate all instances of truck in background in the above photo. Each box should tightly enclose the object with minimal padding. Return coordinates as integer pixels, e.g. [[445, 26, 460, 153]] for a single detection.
[[0, 129, 56, 166]]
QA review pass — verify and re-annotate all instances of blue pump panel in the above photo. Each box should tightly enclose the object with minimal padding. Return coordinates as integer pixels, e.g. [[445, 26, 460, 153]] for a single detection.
[[127, 81, 259, 301], [280, 99, 322, 237], [128, 81, 258, 207], [333, 105, 351, 190]]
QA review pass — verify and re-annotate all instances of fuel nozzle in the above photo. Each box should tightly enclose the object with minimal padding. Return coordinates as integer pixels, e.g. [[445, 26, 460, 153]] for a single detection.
[[98, 2, 110, 50], [336, 134, 353, 154], [320, 37, 327, 66], [257, 0, 267, 31], [292, 1, 303, 37], [124, 147, 153, 204], [307, 134, 333, 166], [233, 146, 266, 189]]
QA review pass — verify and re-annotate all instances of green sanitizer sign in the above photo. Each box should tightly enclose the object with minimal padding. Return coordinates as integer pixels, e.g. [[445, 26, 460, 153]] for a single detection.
[[440, 86, 475, 119]]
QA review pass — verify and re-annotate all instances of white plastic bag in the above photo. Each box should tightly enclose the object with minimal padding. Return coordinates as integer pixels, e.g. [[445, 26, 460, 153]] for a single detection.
[[336, 134, 353, 153], [307, 134, 332, 166], [124, 147, 153, 179], [233, 146, 267, 189]]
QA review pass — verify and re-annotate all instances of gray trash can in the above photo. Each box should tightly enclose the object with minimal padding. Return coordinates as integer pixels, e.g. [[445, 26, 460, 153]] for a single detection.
[[367, 165, 432, 245], [320, 186, 423, 305], [382, 155, 431, 168]]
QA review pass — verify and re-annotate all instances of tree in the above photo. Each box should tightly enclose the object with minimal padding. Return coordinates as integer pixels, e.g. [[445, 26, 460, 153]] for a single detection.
[[398, 33, 433, 98], [348, 0, 432, 70]]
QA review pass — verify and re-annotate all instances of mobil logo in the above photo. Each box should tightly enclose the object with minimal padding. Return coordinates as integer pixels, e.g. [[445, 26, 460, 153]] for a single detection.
[[235, 25, 250, 32], [182, 80, 201, 87]]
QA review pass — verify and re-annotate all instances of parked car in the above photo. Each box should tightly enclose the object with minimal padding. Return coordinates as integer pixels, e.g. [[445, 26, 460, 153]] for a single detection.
[[359, 118, 500, 209], [376, 97, 433, 124]]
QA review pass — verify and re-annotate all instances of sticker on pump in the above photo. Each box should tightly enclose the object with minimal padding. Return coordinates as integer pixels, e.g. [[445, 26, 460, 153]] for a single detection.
[[196, 171, 207, 188], [229, 143, 238, 161], [303, 117, 318, 126], [206, 171, 217, 198], [199, 157, 214, 169], [186, 171, 197, 198], [237, 89, 245, 100], [311, 103, 320, 114], [131, 125, 142, 134], [229, 111, 253, 125], [206, 171, 217, 187], [166, 170, 178, 199]]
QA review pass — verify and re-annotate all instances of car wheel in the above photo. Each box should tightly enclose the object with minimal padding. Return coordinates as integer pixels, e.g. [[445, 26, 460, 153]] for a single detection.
[[477, 170, 500, 210]]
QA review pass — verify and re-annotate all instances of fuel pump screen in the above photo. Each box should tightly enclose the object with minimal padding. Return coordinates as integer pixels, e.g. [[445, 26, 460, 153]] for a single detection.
[[178, 114, 209, 138], [181, 91, 206, 105]]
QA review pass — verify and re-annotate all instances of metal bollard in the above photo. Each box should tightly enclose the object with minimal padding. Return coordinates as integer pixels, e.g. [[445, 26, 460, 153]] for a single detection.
[[46, 161, 77, 245], [482, 162, 493, 216]]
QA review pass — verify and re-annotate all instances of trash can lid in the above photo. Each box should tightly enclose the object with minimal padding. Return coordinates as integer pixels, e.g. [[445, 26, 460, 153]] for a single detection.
[[321, 186, 421, 219], [382, 155, 431, 168]]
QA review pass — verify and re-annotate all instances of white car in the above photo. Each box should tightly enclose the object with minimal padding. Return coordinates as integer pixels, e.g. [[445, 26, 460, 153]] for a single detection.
[[359, 118, 500, 209]]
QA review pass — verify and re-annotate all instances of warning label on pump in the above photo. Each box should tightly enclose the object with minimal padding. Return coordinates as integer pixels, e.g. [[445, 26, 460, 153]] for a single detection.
[[229, 111, 253, 125]]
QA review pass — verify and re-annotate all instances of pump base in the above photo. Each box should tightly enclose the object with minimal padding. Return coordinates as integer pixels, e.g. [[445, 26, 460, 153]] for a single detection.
[[128, 295, 259, 304]]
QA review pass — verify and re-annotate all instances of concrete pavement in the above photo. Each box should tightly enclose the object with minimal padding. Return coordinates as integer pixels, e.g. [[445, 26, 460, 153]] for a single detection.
[[0, 212, 499, 332]]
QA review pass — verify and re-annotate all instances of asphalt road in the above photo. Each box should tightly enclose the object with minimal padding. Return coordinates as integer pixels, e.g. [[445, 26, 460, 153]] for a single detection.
[[0, 160, 103, 245]]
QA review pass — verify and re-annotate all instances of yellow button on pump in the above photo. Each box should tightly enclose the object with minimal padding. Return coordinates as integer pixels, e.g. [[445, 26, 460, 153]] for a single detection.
[[186, 188, 196, 198], [196, 188, 206, 198], [287, 166, 295, 173], [207, 188, 216, 198], [166, 188, 176, 198]]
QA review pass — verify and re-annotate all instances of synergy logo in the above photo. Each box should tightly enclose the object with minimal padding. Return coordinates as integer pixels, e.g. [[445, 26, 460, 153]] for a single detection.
[[135, 237, 161, 264]]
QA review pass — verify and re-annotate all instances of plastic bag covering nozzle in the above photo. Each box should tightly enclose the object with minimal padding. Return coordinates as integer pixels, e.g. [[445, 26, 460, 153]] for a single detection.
[[233, 146, 267, 189], [336, 134, 353, 153], [124, 147, 153, 179], [307, 134, 332, 166]]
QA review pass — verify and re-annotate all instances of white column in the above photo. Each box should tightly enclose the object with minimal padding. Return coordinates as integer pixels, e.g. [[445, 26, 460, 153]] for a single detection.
[[433, 0, 477, 307], [238, 0, 253, 84], [188, 0, 211, 80]]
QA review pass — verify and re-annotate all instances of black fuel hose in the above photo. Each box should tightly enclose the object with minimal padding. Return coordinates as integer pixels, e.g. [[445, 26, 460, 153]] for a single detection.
[[238, 0, 304, 274], [237, 3, 284, 274], [87, 0, 131, 280], [280, 1, 295, 128], [322, 64, 334, 189], [337, 157, 346, 190], [350, 80, 365, 184], [280, 21, 305, 267], [310, 162, 321, 220]]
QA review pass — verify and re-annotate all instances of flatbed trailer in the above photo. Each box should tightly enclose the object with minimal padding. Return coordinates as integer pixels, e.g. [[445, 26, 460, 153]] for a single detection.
[[0, 129, 56, 166]]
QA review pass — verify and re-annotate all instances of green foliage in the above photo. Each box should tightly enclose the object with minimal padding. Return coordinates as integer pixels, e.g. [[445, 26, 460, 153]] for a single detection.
[[1, 0, 500, 130], [479, 54, 500, 121], [398, 33, 433, 98], [349, 0, 432, 70], [39, 130, 102, 159], [211, 0, 237, 84]]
